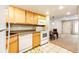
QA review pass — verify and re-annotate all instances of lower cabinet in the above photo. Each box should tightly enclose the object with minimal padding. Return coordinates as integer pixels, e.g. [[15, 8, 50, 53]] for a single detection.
[[6, 32, 40, 53], [19, 33, 32, 52], [33, 32, 40, 48], [6, 35, 19, 53]]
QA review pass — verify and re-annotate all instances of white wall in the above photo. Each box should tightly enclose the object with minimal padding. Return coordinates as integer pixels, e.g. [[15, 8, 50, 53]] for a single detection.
[[50, 20, 62, 34], [77, 7, 79, 53], [46, 15, 50, 40], [50, 15, 79, 34], [0, 6, 8, 53]]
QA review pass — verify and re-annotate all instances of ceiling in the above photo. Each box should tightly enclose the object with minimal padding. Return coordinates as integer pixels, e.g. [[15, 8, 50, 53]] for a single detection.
[[14, 5, 78, 18]]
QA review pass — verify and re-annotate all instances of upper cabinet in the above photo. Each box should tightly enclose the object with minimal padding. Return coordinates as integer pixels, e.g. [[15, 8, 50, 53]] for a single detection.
[[6, 6, 46, 25], [25, 11, 34, 24], [14, 7, 25, 24], [6, 6, 15, 23], [33, 13, 38, 24], [37, 14, 46, 25], [38, 15, 46, 20]]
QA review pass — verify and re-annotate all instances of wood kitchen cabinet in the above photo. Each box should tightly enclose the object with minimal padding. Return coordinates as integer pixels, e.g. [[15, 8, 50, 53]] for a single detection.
[[38, 15, 46, 20], [6, 6, 15, 23], [6, 6, 46, 24], [25, 11, 34, 24], [14, 7, 25, 24], [33, 32, 40, 48], [33, 13, 38, 24], [42, 15, 46, 20], [6, 35, 19, 53]]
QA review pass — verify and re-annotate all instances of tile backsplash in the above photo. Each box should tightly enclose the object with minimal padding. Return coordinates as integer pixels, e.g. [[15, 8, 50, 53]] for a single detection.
[[10, 25, 36, 31]]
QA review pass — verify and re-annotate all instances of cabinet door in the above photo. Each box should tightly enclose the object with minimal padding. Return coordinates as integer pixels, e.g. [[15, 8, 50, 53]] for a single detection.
[[33, 36, 40, 47], [33, 13, 38, 24], [6, 36, 19, 53], [26, 11, 33, 24], [38, 15, 46, 20], [15, 8, 25, 24], [9, 40, 18, 53], [41, 16, 46, 20], [6, 6, 15, 23], [33, 33, 40, 48]]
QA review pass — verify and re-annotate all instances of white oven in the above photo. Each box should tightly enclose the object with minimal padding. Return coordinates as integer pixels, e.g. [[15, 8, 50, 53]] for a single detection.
[[40, 30, 48, 45], [36, 19, 48, 45]]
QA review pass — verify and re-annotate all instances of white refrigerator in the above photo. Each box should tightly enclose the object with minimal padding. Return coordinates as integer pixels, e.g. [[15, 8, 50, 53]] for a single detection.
[[0, 6, 8, 53]]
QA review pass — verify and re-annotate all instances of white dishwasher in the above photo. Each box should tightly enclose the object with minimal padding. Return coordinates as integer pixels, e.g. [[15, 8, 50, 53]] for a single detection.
[[19, 33, 32, 53]]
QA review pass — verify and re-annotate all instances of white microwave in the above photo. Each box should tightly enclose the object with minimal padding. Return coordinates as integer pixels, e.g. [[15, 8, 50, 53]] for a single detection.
[[38, 19, 46, 25]]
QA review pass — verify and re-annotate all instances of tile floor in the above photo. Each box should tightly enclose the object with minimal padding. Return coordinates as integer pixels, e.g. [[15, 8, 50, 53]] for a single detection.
[[26, 42, 72, 53]]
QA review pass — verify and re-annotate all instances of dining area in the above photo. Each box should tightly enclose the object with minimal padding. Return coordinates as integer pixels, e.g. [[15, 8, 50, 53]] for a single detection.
[[49, 29, 59, 40]]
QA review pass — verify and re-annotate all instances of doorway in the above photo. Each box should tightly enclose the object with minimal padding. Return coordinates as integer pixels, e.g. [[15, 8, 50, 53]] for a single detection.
[[72, 20, 79, 34]]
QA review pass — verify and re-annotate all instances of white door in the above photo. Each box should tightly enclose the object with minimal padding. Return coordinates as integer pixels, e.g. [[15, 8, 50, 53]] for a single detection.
[[62, 21, 72, 34]]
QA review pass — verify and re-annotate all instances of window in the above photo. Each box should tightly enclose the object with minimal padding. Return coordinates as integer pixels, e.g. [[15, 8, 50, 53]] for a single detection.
[[74, 21, 79, 33]]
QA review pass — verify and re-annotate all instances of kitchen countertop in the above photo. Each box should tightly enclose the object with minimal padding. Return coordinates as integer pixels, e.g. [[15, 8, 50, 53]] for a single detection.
[[6, 30, 40, 39], [6, 33, 18, 39]]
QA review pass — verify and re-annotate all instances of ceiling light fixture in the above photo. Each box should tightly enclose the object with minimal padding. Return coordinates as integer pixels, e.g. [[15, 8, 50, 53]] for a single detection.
[[59, 6, 64, 10]]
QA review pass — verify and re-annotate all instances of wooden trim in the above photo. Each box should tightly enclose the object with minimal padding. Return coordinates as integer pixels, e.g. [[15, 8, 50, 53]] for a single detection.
[[17, 34, 19, 53]]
